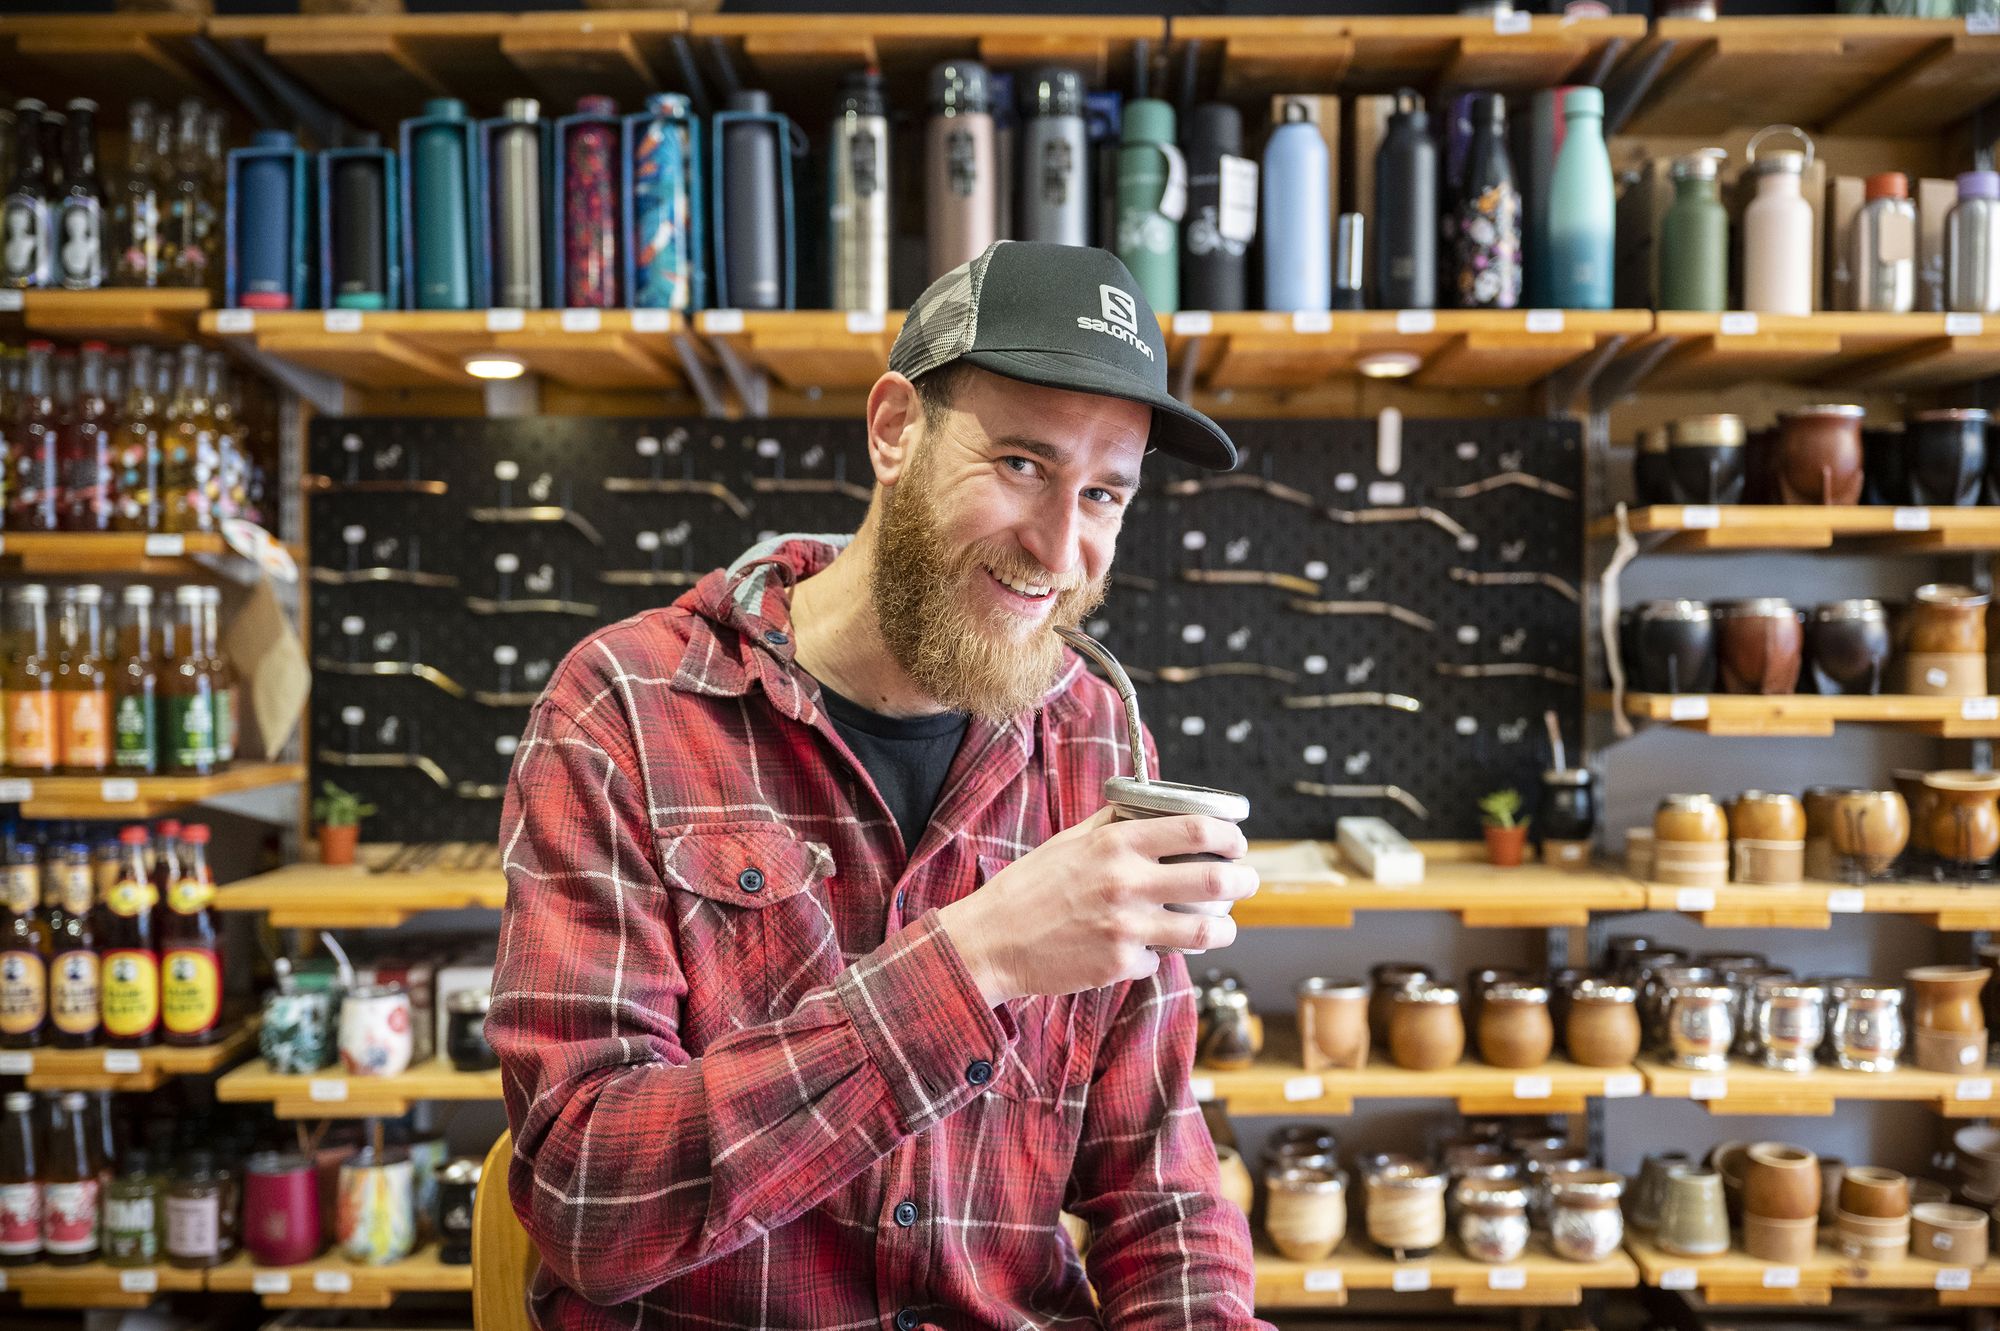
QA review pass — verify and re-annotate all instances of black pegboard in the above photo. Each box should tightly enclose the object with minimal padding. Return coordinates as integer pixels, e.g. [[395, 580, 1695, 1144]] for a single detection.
[[309, 415, 1581, 845]]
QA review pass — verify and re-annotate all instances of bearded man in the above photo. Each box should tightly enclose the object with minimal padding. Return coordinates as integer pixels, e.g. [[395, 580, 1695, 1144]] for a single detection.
[[490, 241, 1270, 1331]]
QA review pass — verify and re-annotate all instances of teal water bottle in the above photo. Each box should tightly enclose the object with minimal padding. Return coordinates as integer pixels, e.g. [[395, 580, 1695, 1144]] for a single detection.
[[411, 97, 472, 310], [1659, 148, 1728, 311], [1115, 99, 1183, 314], [1545, 86, 1614, 310]]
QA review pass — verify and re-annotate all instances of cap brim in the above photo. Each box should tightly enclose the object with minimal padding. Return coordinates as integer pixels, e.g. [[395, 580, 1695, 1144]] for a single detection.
[[959, 347, 1238, 472]]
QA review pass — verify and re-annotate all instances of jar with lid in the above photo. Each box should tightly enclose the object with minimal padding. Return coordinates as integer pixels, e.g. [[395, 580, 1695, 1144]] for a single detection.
[[1566, 978, 1640, 1067], [1454, 1177, 1529, 1263], [446, 988, 498, 1072], [1548, 1170, 1624, 1261], [437, 1157, 481, 1265], [1476, 981, 1552, 1069], [165, 1148, 224, 1269], [1388, 982, 1464, 1071]]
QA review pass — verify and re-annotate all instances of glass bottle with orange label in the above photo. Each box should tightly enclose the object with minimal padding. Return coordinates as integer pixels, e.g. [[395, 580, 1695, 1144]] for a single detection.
[[55, 585, 108, 776], [162, 587, 214, 775], [111, 585, 157, 776], [0, 839, 48, 1049], [47, 840, 98, 1049], [98, 825, 158, 1049], [160, 823, 218, 1046], [6, 584, 57, 775]]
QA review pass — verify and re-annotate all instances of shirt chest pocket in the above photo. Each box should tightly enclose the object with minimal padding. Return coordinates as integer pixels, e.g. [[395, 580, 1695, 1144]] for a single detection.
[[974, 854, 1100, 1116], [657, 822, 840, 1034]]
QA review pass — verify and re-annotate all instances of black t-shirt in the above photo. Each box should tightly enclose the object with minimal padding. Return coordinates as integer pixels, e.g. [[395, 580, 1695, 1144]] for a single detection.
[[818, 682, 970, 857]]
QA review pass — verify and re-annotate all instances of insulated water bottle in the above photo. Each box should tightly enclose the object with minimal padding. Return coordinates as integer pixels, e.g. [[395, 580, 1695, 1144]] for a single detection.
[[564, 96, 621, 309], [1115, 99, 1184, 315], [829, 69, 889, 314], [411, 98, 473, 310], [1545, 85, 1613, 310], [1852, 171, 1916, 314], [1260, 99, 1328, 313], [1374, 89, 1436, 309], [1449, 92, 1520, 310], [1741, 125, 1815, 317], [236, 131, 296, 310], [1017, 66, 1089, 248], [490, 98, 543, 309], [330, 137, 388, 310], [632, 93, 695, 311], [1182, 102, 1251, 312], [1658, 148, 1728, 312], [1947, 170, 2000, 316], [719, 90, 786, 310], [926, 62, 995, 281]]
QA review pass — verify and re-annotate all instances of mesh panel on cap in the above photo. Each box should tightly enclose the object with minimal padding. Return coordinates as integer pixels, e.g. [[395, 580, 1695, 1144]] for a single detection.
[[886, 245, 993, 379]]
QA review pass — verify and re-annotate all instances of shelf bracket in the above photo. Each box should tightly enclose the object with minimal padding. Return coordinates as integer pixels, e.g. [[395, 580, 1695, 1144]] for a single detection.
[[710, 338, 770, 418], [670, 331, 730, 418], [1541, 335, 1626, 417], [227, 343, 347, 419], [1603, 37, 1676, 137], [1589, 336, 1680, 414], [1172, 334, 1204, 405]]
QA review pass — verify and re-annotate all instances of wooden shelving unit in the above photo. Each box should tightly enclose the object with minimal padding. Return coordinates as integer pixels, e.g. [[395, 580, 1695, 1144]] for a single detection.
[[2, 288, 213, 342], [6, 1019, 257, 1092], [1591, 505, 2000, 554], [1626, 1234, 2000, 1307], [1598, 693, 2000, 739], [1638, 1057, 2000, 1119], [1644, 880, 2000, 932], [0, 531, 236, 577], [0, 762, 306, 820], [0, 1260, 204, 1309], [208, 1243, 472, 1308], [216, 1056, 503, 1119], [1240, 839, 1641, 927], [0, 14, 224, 114], [1631, 311, 2000, 392], [1253, 1241, 1639, 1309], [216, 854, 506, 928]]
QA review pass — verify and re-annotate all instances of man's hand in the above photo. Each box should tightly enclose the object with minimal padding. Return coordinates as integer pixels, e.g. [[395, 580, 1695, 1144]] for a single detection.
[[937, 806, 1259, 1006]]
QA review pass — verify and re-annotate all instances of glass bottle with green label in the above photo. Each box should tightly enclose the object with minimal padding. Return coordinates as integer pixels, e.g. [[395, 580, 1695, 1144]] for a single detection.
[[104, 1145, 160, 1266], [163, 585, 213, 776], [112, 585, 157, 775]]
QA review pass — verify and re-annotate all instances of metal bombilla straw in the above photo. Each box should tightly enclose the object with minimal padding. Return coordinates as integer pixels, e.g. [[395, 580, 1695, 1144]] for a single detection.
[[1054, 625, 1151, 783]]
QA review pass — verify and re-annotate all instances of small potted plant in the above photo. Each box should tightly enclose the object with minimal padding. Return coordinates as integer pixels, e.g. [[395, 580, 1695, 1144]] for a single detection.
[[313, 781, 377, 867], [1479, 788, 1529, 867]]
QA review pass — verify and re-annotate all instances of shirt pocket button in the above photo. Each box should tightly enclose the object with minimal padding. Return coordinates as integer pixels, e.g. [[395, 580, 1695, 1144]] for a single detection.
[[737, 867, 764, 893]]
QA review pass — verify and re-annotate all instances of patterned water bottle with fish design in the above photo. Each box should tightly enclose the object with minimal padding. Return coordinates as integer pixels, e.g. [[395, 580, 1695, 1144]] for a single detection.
[[633, 93, 695, 310]]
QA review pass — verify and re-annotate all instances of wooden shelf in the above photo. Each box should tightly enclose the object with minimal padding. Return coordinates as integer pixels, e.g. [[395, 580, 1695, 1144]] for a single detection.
[[1240, 839, 1641, 928], [8, 1020, 257, 1093], [1197, 1020, 1641, 1116], [0, 762, 306, 820], [208, 1243, 471, 1308], [2, 289, 213, 342], [0, 531, 234, 576], [1254, 1240, 1639, 1309], [697, 309, 906, 392], [1172, 15, 1645, 103], [1645, 880, 2000, 932], [1633, 312, 2000, 393], [1627, 1234, 2000, 1307], [1638, 1057, 2000, 1119], [1592, 505, 2000, 554], [1623, 17, 2000, 138], [0, 14, 221, 115], [216, 1055, 502, 1119], [1598, 693, 2000, 739], [216, 853, 505, 929], [0, 1260, 204, 1309]]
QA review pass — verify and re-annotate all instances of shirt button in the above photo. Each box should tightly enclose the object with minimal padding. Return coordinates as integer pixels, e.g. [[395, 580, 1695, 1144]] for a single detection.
[[738, 867, 764, 893], [894, 1310, 920, 1331], [764, 629, 790, 647], [965, 1059, 992, 1086], [894, 890, 906, 914], [893, 1200, 919, 1227]]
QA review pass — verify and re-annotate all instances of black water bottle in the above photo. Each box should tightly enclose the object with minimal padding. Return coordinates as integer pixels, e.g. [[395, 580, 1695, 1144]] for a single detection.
[[721, 90, 785, 310], [330, 134, 388, 309], [1182, 103, 1248, 312], [1374, 88, 1436, 310]]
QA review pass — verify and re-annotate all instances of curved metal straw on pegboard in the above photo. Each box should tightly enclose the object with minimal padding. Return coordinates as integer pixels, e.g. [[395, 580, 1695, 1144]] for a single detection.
[[1054, 625, 1150, 785]]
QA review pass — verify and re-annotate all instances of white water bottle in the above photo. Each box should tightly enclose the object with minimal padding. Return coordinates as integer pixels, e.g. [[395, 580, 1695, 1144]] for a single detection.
[[1741, 124, 1815, 316]]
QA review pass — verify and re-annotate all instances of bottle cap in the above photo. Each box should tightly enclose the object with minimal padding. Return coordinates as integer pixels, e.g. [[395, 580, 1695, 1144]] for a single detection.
[[1470, 91, 1507, 123], [1187, 102, 1242, 158], [840, 68, 886, 119], [1959, 171, 2000, 202], [1561, 86, 1604, 118], [156, 819, 181, 837], [182, 824, 209, 846], [1671, 148, 1726, 181], [1865, 172, 1908, 201], [727, 89, 771, 116], [119, 825, 147, 845], [1020, 66, 1083, 119], [252, 129, 295, 150], [929, 61, 990, 116], [421, 98, 468, 122], [1120, 98, 1176, 147], [574, 95, 617, 118], [501, 98, 540, 123]]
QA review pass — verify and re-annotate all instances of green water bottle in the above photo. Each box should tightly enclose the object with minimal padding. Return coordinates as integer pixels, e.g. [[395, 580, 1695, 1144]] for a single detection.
[[1115, 99, 1184, 315], [1659, 148, 1729, 311]]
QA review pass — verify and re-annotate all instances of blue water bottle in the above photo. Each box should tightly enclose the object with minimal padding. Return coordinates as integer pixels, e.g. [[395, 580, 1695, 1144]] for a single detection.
[[1546, 86, 1615, 310], [411, 98, 473, 310], [1260, 99, 1330, 313], [236, 130, 296, 310]]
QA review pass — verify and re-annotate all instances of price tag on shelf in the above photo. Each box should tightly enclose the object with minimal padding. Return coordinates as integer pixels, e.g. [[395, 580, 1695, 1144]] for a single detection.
[[1303, 1269, 1343, 1293], [700, 308, 745, 335], [99, 779, 138, 803], [120, 1270, 158, 1294], [1661, 1269, 1698, 1291], [323, 309, 363, 333], [1827, 889, 1866, 914], [1171, 311, 1214, 337], [1679, 505, 1720, 529], [631, 308, 671, 333], [560, 309, 603, 333], [1394, 310, 1435, 335], [485, 307, 526, 332], [1947, 313, 1986, 336], [1689, 1076, 1729, 1101], [845, 310, 886, 334], [1291, 311, 1332, 334], [1524, 309, 1565, 333], [0, 780, 33, 803], [1968, 14, 1999, 35], [1762, 1267, 1800, 1289], [1488, 1268, 1527, 1291], [313, 1271, 354, 1294], [104, 1050, 142, 1074], [1667, 696, 1710, 721], [0, 1053, 31, 1075], [253, 1272, 294, 1295], [1189, 1076, 1215, 1102], [1284, 1075, 1325, 1102], [1603, 1072, 1643, 1099], [309, 1078, 350, 1103], [1493, 9, 1532, 33], [1958, 1078, 1994, 1102], [1719, 312, 1759, 336], [0, 290, 23, 312], [144, 534, 185, 557], [1511, 1075, 1552, 1100], [1893, 507, 1932, 531], [1964, 697, 2000, 721], [1675, 888, 1716, 912], [1391, 1268, 1431, 1292], [214, 309, 255, 333], [1937, 1267, 1974, 1291]]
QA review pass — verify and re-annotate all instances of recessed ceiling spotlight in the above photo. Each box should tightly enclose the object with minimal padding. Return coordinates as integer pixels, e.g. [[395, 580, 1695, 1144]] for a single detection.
[[464, 353, 527, 381], [1356, 350, 1423, 379]]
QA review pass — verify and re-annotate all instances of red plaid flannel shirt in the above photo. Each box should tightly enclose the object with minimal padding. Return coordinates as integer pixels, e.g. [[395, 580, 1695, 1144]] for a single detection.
[[491, 535, 1267, 1331]]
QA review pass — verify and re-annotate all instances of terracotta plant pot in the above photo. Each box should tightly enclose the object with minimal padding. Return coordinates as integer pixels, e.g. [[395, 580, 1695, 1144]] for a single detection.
[[319, 823, 361, 866], [1743, 1143, 1821, 1222], [1484, 824, 1528, 867], [1907, 965, 1993, 1034]]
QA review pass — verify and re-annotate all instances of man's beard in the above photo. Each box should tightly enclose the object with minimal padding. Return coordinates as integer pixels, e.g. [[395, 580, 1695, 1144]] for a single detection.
[[870, 439, 1108, 723]]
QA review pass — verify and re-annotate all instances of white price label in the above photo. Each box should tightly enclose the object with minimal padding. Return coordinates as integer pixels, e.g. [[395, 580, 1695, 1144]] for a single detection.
[[631, 308, 671, 333], [485, 307, 526, 332], [1524, 309, 1565, 333], [1391, 1268, 1431, 1292], [1190, 1077, 1216, 1102], [323, 309, 363, 333], [1171, 311, 1214, 337], [1488, 1267, 1527, 1290], [1719, 312, 1759, 335], [1493, 9, 1532, 33], [1946, 312, 1986, 336], [0, 1053, 31, 1075], [1667, 696, 1710, 720], [119, 1270, 158, 1293], [1675, 888, 1716, 911], [1937, 1267, 1974, 1290], [99, 779, 138, 803], [1303, 1269, 1343, 1293], [1603, 1072, 1644, 1099], [845, 310, 886, 334], [1958, 1078, 1994, 1102], [1689, 1076, 1728, 1101], [104, 1050, 142, 1073], [253, 1272, 293, 1294], [1284, 1075, 1325, 1102], [313, 1271, 354, 1293], [1512, 1075, 1553, 1100], [561, 308, 603, 333], [1680, 505, 1720, 529], [215, 309, 255, 333], [0, 289, 23, 312], [1762, 1267, 1800, 1289], [701, 308, 745, 335], [144, 534, 185, 556], [309, 1078, 350, 1103], [1968, 14, 2000, 35], [1892, 507, 1933, 532], [0, 780, 33, 803], [1292, 311, 1333, 334], [1395, 310, 1436, 335], [1966, 697, 2000, 720], [1661, 1269, 1698, 1291], [1827, 889, 1866, 914]]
